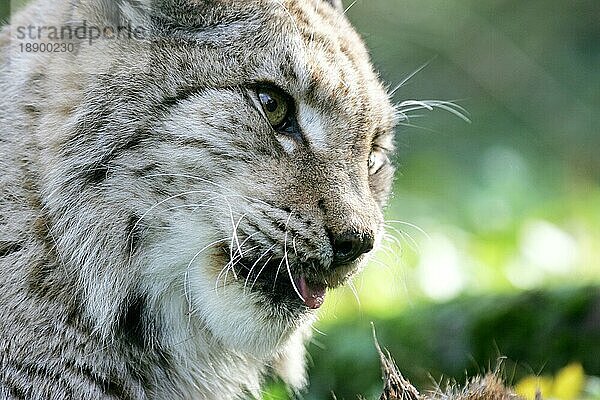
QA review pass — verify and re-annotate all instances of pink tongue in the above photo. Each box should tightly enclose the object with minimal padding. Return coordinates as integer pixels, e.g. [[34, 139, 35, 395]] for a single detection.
[[297, 276, 326, 309]]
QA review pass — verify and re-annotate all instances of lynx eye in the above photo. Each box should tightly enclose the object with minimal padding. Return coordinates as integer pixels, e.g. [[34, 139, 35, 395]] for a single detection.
[[257, 86, 291, 129], [368, 150, 387, 175]]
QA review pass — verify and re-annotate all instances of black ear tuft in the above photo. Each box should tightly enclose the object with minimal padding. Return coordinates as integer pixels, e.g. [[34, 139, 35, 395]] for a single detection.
[[323, 0, 344, 12]]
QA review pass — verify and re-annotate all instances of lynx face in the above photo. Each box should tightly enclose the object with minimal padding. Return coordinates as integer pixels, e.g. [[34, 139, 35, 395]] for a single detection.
[[78, 1, 395, 353], [2, 0, 396, 383], [114, 0, 398, 357]]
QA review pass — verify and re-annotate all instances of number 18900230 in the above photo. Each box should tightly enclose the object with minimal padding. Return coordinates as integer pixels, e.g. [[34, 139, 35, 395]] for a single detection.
[[19, 42, 75, 53]]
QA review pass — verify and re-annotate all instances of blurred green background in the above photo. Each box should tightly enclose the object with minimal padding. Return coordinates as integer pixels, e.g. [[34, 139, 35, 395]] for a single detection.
[[3, 0, 599, 399]]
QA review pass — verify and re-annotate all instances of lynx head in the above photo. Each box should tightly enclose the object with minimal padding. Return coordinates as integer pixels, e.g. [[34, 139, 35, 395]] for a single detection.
[[20, 0, 396, 385]]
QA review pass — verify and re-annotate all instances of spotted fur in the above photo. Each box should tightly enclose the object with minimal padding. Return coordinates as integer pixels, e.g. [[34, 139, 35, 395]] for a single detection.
[[0, 0, 397, 398]]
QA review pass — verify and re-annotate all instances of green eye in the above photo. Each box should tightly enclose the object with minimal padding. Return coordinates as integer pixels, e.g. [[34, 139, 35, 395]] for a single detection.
[[257, 87, 291, 128]]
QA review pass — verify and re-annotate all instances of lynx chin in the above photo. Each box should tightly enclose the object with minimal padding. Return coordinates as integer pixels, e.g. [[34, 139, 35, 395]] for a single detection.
[[0, 0, 398, 398]]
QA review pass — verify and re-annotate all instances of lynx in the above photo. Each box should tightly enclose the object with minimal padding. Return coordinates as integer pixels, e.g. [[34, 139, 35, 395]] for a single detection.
[[0, 0, 397, 398]]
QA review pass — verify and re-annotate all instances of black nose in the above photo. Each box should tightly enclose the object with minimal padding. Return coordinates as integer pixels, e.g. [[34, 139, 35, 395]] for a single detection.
[[332, 232, 374, 265]]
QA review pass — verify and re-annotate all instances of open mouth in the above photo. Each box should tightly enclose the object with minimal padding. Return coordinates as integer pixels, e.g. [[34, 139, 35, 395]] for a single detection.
[[232, 254, 329, 310]]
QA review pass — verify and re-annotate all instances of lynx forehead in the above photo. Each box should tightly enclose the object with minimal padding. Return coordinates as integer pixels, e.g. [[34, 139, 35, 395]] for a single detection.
[[0, 0, 396, 398]]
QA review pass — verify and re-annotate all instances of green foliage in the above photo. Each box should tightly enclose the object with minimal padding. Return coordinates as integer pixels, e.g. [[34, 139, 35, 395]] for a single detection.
[[262, 287, 600, 399]]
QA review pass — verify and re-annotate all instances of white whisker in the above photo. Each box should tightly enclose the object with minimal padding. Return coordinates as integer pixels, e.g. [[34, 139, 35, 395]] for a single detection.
[[222, 242, 261, 287], [216, 239, 261, 292], [385, 219, 431, 240], [396, 99, 470, 123], [231, 211, 247, 262], [398, 121, 439, 133], [383, 232, 403, 249], [347, 279, 361, 308], [385, 225, 420, 254], [389, 58, 435, 97], [127, 189, 219, 257], [292, 236, 298, 256], [377, 243, 396, 259], [310, 326, 327, 340], [282, 212, 303, 302], [368, 256, 393, 271], [184, 238, 229, 317], [250, 254, 275, 292], [244, 244, 276, 293], [343, 0, 358, 15]]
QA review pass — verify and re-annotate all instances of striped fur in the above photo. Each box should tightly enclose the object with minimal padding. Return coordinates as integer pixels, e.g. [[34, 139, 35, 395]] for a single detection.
[[0, 0, 397, 398]]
